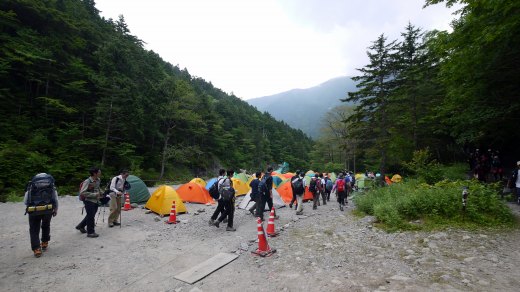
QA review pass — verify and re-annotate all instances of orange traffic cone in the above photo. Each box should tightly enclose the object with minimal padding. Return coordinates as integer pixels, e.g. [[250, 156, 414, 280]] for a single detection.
[[266, 207, 279, 237], [252, 217, 276, 257], [165, 200, 178, 224], [123, 193, 132, 211]]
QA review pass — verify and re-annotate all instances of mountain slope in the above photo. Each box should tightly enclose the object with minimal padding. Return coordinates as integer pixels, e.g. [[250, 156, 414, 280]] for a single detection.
[[247, 77, 357, 138]]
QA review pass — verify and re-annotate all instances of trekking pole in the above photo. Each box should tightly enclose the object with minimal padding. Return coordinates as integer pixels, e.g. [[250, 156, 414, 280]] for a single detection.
[[96, 207, 101, 225], [120, 194, 123, 228], [102, 204, 106, 223]]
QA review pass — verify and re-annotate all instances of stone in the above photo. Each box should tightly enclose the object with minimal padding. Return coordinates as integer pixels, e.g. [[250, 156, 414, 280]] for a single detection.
[[389, 275, 411, 281], [131, 203, 138, 208], [154, 217, 161, 222], [462, 235, 471, 240], [464, 257, 476, 263]]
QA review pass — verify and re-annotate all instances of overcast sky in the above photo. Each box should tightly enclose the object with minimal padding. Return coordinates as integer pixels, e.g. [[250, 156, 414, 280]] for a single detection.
[[94, 0, 458, 100]]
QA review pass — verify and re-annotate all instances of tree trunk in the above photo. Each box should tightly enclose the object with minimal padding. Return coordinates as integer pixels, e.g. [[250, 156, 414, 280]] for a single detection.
[[101, 100, 113, 166], [159, 127, 171, 180]]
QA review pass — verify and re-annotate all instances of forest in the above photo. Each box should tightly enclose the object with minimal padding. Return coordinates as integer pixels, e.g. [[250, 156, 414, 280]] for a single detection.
[[0, 0, 314, 200], [309, 0, 519, 177]]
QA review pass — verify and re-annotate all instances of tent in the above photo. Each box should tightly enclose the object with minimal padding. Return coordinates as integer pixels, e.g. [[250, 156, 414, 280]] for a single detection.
[[355, 173, 365, 180], [233, 173, 249, 183], [276, 180, 294, 204], [238, 188, 286, 210], [145, 185, 187, 216], [272, 176, 285, 188], [329, 172, 337, 183], [391, 174, 402, 183], [231, 177, 250, 196], [126, 175, 150, 204], [385, 176, 393, 185], [190, 178, 206, 188], [305, 170, 315, 177], [177, 182, 214, 205], [205, 178, 217, 190], [303, 187, 314, 201]]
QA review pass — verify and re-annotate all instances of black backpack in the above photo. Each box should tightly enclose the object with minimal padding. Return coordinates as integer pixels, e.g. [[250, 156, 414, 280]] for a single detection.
[[26, 173, 55, 215], [219, 178, 235, 201], [309, 179, 317, 192], [209, 178, 222, 200], [292, 177, 304, 194], [258, 176, 269, 195]]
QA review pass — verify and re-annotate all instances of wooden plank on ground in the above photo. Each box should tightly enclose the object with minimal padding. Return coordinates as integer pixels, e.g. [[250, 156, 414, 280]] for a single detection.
[[174, 253, 239, 284]]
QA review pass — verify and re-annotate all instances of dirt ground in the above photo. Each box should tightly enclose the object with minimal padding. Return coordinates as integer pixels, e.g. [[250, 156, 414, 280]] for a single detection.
[[1, 192, 520, 292]]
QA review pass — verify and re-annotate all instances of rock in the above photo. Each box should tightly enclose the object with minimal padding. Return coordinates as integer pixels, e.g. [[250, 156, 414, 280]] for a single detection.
[[154, 217, 161, 222], [477, 280, 489, 286], [388, 275, 411, 281], [464, 257, 476, 263], [479, 234, 488, 238], [462, 235, 471, 240], [331, 279, 342, 285], [197, 209, 206, 213], [240, 243, 249, 251], [180, 220, 188, 224], [462, 279, 471, 285], [440, 274, 451, 281], [430, 232, 448, 240], [193, 212, 199, 216], [145, 210, 153, 214], [131, 203, 138, 208], [406, 249, 415, 255]]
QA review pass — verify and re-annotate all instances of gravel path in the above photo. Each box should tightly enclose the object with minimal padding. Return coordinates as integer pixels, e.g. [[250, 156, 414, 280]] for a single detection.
[[1, 194, 519, 292]]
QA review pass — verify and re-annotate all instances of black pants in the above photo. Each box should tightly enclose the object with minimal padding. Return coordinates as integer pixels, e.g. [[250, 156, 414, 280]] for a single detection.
[[29, 213, 52, 250], [218, 198, 234, 227], [290, 192, 298, 207], [256, 194, 274, 220], [321, 190, 327, 204], [337, 190, 346, 206], [211, 199, 225, 221], [77, 201, 99, 234]]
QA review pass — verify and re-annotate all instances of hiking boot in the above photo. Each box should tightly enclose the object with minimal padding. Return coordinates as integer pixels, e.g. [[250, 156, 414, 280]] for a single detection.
[[213, 220, 220, 228], [41, 241, 48, 251], [249, 209, 255, 216], [87, 233, 99, 238], [226, 226, 236, 232], [33, 248, 42, 258], [313, 206, 317, 210], [113, 222, 121, 226], [76, 226, 87, 234], [274, 215, 280, 219], [296, 211, 303, 215], [340, 205, 344, 211], [208, 219, 215, 226], [289, 203, 293, 209], [223, 218, 228, 223], [108, 223, 114, 228]]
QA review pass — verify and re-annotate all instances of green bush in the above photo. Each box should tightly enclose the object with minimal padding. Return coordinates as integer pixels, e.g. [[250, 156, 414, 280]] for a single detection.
[[354, 179, 516, 231]]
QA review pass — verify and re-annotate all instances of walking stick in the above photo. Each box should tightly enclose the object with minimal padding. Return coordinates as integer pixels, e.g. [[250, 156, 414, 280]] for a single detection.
[[119, 194, 122, 228]]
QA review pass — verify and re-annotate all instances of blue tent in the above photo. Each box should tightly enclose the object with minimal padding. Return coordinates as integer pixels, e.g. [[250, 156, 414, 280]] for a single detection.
[[205, 177, 217, 190]]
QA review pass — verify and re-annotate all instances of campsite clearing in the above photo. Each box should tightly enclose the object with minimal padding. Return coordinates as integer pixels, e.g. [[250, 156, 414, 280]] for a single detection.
[[1, 194, 520, 291]]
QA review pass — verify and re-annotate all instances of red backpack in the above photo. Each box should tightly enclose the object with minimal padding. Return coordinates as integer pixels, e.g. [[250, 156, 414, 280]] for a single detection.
[[337, 179, 345, 192]]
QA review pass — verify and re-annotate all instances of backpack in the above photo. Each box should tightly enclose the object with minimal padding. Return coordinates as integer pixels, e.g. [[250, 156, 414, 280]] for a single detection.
[[209, 178, 222, 200], [316, 179, 323, 191], [219, 178, 235, 201], [26, 173, 55, 215], [309, 179, 317, 192], [337, 179, 345, 192], [258, 176, 269, 195], [292, 177, 304, 194], [325, 179, 333, 192]]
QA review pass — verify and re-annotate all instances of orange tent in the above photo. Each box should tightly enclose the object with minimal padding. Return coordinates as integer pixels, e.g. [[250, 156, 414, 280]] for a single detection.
[[276, 181, 294, 204], [177, 182, 214, 204], [303, 187, 313, 201], [385, 176, 393, 185]]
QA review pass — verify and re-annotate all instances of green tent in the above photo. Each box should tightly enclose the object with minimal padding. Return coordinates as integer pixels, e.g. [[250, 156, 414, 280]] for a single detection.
[[126, 175, 150, 204]]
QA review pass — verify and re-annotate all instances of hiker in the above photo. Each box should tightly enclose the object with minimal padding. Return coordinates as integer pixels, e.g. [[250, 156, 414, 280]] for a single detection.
[[209, 169, 226, 225], [291, 171, 306, 215], [323, 173, 333, 202], [317, 172, 326, 205], [76, 167, 102, 238], [211, 169, 236, 231], [107, 169, 129, 228], [332, 172, 347, 211], [509, 161, 520, 204], [491, 154, 503, 181], [24, 173, 59, 258], [310, 174, 319, 210], [289, 170, 301, 209], [247, 171, 262, 216], [257, 167, 276, 221]]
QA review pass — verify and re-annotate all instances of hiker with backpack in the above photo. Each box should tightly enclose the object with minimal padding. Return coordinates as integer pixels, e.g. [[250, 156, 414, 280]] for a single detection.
[[211, 169, 236, 231], [256, 167, 277, 221], [24, 173, 59, 258], [289, 170, 301, 209], [332, 172, 347, 211], [107, 169, 129, 228], [323, 173, 333, 202], [209, 169, 226, 225], [247, 171, 262, 216], [76, 167, 102, 238], [291, 171, 306, 215], [310, 174, 320, 210], [317, 172, 326, 206]]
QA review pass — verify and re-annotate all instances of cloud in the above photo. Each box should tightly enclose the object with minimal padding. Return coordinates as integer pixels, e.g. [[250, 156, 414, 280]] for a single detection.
[[95, 0, 458, 99]]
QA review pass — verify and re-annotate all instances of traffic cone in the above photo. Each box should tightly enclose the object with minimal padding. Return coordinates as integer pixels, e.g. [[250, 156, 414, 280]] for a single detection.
[[266, 207, 279, 237], [251, 217, 276, 257], [123, 193, 132, 211], [165, 200, 178, 224]]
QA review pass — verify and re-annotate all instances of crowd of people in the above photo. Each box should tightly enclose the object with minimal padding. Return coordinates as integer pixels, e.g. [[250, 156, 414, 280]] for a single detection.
[[468, 148, 503, 182]]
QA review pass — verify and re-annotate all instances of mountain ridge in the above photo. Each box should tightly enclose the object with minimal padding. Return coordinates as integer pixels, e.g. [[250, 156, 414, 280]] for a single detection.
[[247, 76, 357, 138]]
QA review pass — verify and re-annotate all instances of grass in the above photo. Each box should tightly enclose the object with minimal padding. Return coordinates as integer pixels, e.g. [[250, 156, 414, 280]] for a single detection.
[[354, 178, 517, 232]]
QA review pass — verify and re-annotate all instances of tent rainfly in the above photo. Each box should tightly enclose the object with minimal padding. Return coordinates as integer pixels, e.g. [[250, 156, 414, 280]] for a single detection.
[[145, 185, 187, 216], [126, 175, 151, 204], [177, 182, 214, 205]]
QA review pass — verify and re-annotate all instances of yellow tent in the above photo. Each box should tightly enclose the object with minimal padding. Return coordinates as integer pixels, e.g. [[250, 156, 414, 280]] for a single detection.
[[145, 185, 187, 216], [190, 177, 206, 188], [391, 174, 402, 183], [231, 177, 250, 196]]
